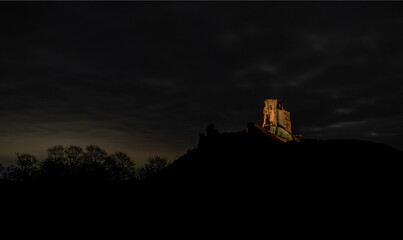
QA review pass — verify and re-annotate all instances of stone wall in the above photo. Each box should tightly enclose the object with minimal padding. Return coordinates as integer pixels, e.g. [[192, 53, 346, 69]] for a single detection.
[[263, 99, 292, 133]]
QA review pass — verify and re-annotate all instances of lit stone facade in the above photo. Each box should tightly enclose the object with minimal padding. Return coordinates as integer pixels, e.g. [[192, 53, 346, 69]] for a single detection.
[[263, 99, 292, 133]]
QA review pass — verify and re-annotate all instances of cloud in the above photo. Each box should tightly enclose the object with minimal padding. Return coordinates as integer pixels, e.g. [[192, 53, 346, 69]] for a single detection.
[[1, 2, 403, 166]]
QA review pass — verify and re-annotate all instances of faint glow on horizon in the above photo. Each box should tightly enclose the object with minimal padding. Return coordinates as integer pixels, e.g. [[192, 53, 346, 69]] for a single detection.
[[0, 121, 192, 166]]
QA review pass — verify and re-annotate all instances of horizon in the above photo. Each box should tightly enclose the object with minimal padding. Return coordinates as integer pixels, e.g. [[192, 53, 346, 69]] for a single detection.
[[1, 2, 403, 166]]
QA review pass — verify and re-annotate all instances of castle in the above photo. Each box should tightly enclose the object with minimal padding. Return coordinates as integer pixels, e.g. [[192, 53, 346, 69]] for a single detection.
[[263, 99, 292, 132], [199, 99, 300, 147], [262, 99, 298, 142]]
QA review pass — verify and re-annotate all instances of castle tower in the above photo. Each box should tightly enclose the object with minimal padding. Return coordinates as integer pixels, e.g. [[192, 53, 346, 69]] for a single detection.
[[263, 99, 292, 133]]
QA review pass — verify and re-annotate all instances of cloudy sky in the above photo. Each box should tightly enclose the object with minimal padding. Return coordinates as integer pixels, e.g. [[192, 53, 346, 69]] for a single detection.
[[1, 2, 403, 165]]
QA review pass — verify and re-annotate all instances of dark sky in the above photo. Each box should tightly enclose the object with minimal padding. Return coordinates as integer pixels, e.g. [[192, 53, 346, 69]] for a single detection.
[[1, 2, 403, 165]]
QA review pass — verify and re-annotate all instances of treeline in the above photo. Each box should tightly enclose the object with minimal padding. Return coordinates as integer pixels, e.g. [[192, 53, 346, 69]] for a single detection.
[[0, 145, 168, 183]]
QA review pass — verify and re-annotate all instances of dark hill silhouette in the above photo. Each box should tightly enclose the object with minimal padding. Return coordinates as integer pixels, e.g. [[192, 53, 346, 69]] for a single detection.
[[154, 124, 403, 201], [144, 124, 403, 232], [2, 123, 402, 235]]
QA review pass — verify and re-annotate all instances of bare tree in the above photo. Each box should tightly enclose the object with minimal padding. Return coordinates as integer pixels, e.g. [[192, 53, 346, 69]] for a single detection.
[[84, 145, 108, 164], [108, 152, 136, 181], [139, 156, 168, 180], [46, 145, 66, 162], [15, 153, 39, 181], [0, 163, 4, 179], [64, 145, 84, 167]]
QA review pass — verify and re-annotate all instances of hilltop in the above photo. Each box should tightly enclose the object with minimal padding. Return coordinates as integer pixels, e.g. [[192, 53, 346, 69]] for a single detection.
[[155, 123, 403, 197], [2, 123, 402, 233]]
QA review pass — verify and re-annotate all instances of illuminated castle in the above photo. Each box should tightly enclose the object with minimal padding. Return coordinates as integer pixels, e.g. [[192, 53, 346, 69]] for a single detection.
[[262, 99, 299, 142], [263, 99, 292, 132], [199, 99, 300, 147]]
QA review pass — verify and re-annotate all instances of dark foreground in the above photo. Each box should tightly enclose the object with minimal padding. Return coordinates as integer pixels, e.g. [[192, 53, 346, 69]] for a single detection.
[[2, 126, 402, 236]]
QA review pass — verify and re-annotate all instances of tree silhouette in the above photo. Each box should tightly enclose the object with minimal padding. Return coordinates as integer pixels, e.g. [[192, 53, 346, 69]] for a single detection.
[[107, 152, 136, 181], [40, 145, 136, 182], [0, 163, 4, 179], [0, 165, 15, 181], [41, 145, 67, 180], [15, 153, 39, 181], [83, 145, 108, 164], [64, 145, 84, 167], [0, 144, 172, 184], [139, 156, 168, 180], [46, 145, 65, 163]]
